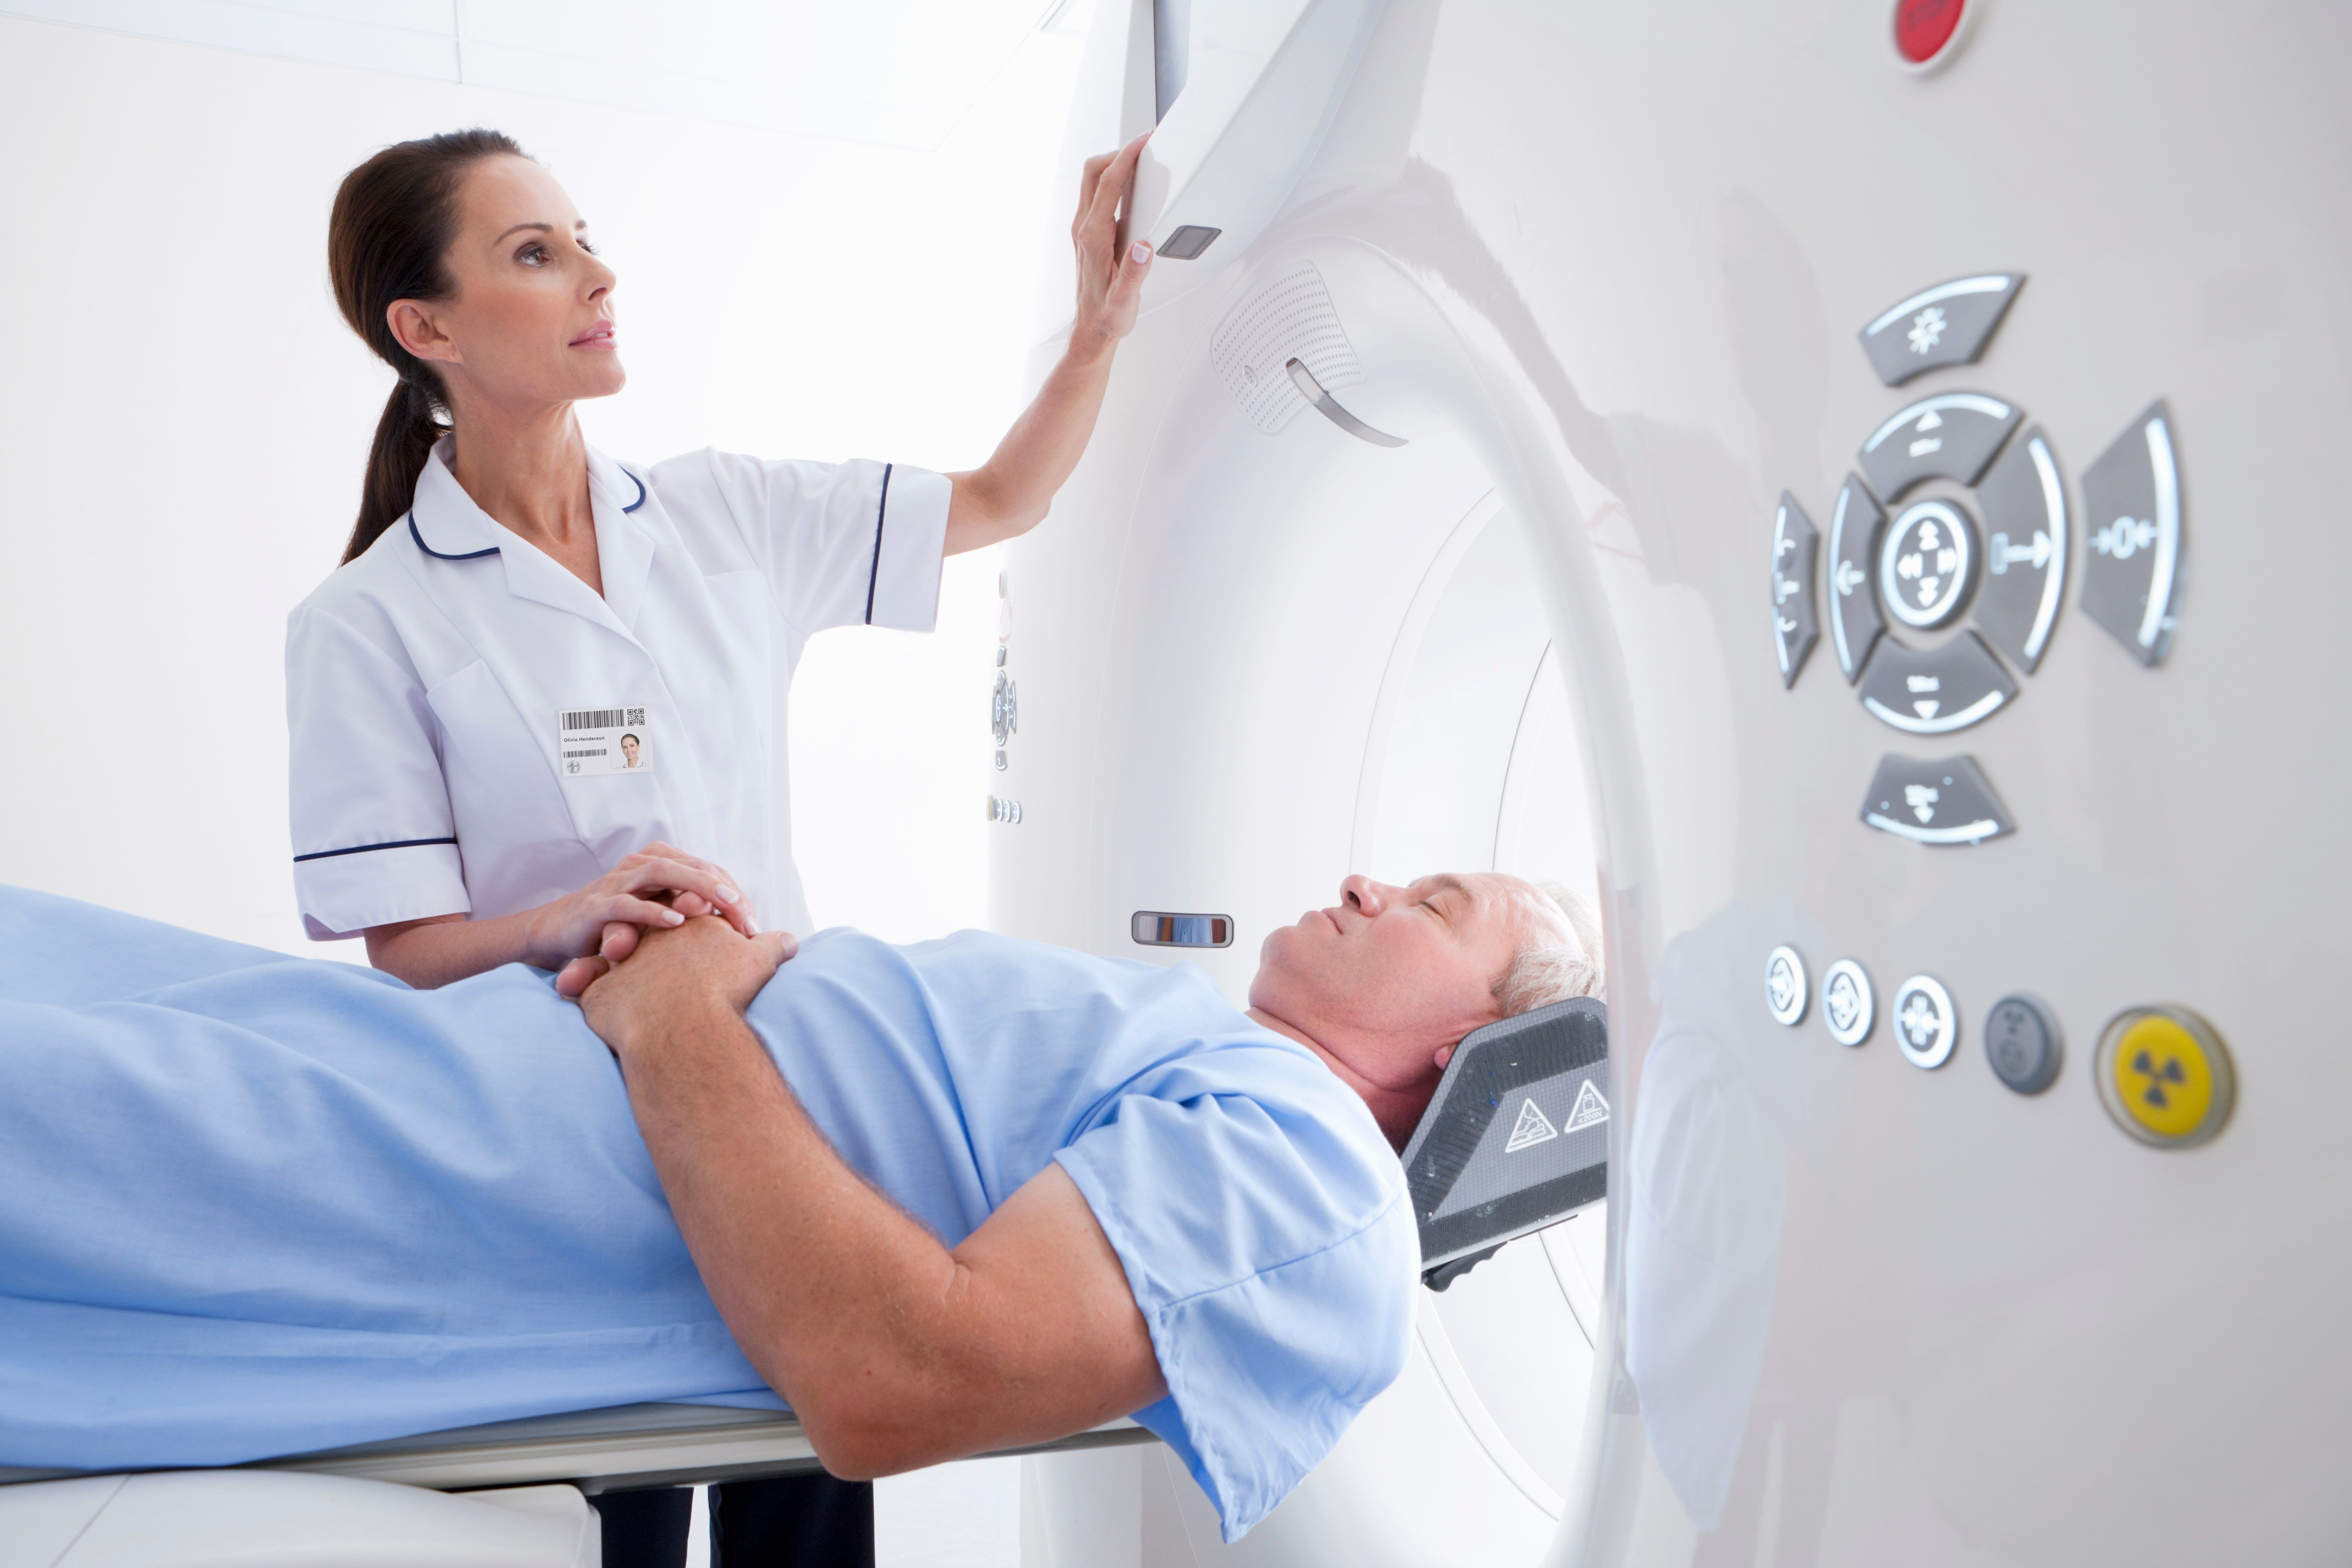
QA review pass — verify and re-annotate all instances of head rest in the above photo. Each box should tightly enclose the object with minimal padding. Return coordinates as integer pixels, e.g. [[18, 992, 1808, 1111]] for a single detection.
[[1398, 996, 1608, 1290]]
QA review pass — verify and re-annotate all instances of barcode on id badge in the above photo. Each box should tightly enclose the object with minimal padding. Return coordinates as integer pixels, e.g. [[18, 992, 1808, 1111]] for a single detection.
[[558, 706, 651, 777], [562, 707, 645, 731]]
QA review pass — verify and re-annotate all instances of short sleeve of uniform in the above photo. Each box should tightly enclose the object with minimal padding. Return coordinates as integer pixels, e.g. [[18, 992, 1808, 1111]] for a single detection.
[[285, 604, 469, 940], [648, 449, 950, 635], [1052, 1043, 1419, 1542]]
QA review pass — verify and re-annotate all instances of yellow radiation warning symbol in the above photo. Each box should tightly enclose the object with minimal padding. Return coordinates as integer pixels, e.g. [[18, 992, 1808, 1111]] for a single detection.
[[2095, 1006, 2234, 1148]]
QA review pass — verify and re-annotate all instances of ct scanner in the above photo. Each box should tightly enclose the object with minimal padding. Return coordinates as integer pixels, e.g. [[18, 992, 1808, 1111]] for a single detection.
[[1004, 0, 2352, 1563], [7, 2, 2351, 1564]]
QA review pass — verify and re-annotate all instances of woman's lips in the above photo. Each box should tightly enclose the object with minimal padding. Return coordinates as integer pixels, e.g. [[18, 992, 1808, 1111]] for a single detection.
[[570, 322, 616, 349]]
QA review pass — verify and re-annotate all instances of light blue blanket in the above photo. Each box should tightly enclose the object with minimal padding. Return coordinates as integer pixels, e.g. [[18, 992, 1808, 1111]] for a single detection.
[[0, 888, 1415, 1539]]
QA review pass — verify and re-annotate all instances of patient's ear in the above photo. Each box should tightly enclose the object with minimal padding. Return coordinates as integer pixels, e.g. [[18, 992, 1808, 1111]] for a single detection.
[[1434, 1043, 1455, 1070]]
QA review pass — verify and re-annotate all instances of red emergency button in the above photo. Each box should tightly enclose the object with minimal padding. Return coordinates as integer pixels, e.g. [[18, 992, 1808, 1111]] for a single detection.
[[1894, 0, 1966, 66]]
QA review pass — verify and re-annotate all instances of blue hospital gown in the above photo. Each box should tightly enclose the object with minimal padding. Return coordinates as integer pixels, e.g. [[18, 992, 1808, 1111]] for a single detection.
[[0, 888, 1415, 1540]]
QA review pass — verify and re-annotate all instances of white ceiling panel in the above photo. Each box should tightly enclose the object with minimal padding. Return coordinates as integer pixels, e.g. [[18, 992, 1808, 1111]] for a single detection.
[[1, 0, 458, 79], [2, 0, 1067, 147]]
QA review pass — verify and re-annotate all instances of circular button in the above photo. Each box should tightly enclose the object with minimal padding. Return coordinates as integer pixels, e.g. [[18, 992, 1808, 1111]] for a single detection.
[[1984, 993, 2062, 1094], [1878, 499, 1977, 629], [1821, 960, 1874, 1046], [1891, 975, 1957, 1068], [2095, 1006, 2234, 1147], [1894, 0, 1966, 65], [1765, 945, 1807, 1026]]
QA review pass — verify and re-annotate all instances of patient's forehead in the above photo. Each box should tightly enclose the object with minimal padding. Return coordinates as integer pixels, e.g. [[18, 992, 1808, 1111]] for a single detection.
[[1432, 872, 1572, 952]]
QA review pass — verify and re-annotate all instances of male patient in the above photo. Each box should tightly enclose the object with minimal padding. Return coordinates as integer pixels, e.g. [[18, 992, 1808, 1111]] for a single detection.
[[0, 872, 1597, 1540]]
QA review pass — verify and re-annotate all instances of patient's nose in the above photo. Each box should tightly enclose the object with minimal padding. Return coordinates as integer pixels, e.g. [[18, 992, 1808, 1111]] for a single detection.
[[1340, 875, 1387, 918]]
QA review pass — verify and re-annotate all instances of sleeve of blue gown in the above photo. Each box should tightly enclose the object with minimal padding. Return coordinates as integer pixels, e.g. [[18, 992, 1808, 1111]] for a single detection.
[[1052, 1046, 1420, 1542]]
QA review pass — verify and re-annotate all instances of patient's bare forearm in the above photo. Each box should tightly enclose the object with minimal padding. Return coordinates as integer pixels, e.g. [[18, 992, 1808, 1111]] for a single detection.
[[607, 989, 1164, 1476]]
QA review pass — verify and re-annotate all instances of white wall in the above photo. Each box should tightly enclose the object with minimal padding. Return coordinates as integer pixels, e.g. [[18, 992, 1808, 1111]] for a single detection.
[[0, 10, 1089, 951]]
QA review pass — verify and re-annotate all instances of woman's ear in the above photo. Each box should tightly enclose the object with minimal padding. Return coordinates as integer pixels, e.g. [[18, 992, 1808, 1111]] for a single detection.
[[387, 298, 459, 366]]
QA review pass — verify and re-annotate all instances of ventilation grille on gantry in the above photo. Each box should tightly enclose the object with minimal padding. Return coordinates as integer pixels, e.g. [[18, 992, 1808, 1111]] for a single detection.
[[1210, 259, 1368, 435]]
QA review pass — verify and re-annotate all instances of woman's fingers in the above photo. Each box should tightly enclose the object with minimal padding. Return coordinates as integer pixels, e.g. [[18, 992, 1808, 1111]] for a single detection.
[[599, 920, 641, 962], [620, 843, 754, 929], [1088, 134, 1147, 233], [617, 857, 741, 911], [604, 894, 689, 930], [1111, 237, 1152, 307], [1093, 135, 1148, 246], [1074, 150, 1113, 232]]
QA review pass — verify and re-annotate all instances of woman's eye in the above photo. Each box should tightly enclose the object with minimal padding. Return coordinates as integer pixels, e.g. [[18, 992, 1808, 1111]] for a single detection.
[[579, 238, 598, 255], [518, 243, 549, 266]]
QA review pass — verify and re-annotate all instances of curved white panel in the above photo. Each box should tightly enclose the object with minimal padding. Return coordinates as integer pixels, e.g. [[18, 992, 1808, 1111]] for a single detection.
[[1031, 4, 2352, 1566]]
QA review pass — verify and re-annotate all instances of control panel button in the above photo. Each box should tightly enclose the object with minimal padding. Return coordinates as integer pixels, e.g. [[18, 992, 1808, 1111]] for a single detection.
[[1971, 425, 2069, 673], [1984, 993, 2062, 1094], [1857, 629, 2017, 735], [1891, 975, 1958, 1068], [1821, 959, 1874, 1046], [2078, 401, 2182, 667], [1770, 492, 1820, 688], [1765, 945, 1807, 1025], [1857, 273, 2024, 386], [2096, 1006, 2233, 1147], [1878, 498, 1979, 630], [1858, 392, 2022, 502], [1858, 753, 2014, 845], [1827, 475, 1887, 683]]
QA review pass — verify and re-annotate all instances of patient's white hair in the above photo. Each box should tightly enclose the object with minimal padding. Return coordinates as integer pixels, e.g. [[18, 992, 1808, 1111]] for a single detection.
[[1493, 879, 1605, 1016]]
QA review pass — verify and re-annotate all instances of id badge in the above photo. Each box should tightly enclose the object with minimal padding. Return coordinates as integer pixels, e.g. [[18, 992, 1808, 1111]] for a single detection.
[[560, 705, 652, 776]]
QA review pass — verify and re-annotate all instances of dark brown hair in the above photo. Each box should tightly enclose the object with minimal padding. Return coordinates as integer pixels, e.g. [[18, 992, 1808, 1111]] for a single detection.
[[327, 128, 526, 564]]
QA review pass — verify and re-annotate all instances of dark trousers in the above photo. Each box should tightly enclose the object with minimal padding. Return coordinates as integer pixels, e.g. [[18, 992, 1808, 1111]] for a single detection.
[[596, 1474, 874, 1568]]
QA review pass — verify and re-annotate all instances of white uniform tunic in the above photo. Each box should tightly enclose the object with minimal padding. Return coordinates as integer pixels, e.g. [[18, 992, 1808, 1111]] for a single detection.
[[285, 438, 950, 942]]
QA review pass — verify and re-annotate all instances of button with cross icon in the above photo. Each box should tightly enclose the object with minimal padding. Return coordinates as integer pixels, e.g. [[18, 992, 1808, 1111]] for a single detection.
[[1891, 974, 1959, 1069], [2095, 1005, 2234, 1148]]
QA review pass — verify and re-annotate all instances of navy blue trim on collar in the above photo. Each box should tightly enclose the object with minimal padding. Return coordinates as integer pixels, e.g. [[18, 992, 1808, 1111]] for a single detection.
[[294, 835, 459, 864], [863, 462, 893, 626], [408, 513, 498, 561], [408, 470, 639, 555]]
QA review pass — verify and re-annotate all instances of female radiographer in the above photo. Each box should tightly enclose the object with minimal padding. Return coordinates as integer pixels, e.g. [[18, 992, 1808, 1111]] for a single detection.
[[284, 128, 1151, 1568]]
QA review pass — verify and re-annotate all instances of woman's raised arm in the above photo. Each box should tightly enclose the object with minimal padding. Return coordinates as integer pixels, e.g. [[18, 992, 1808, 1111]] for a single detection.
[[942, 135, 1156, 555]]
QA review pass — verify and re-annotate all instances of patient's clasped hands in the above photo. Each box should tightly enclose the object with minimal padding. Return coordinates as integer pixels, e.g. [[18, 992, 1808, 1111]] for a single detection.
[[546, 840, 765, 1000], [567, 912, 797, 1057]]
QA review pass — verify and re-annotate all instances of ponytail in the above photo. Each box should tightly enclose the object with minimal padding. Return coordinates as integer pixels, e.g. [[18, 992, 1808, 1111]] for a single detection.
[[327, 128, 527, 564], [353, 376, 448, 562]]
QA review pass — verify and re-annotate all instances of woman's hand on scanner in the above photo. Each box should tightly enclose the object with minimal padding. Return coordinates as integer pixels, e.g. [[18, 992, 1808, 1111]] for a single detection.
[[537, 842, 758, 999]]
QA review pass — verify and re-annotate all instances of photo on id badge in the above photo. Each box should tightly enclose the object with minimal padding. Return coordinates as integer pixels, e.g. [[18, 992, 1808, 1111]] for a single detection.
[[560, 706, 651, 776]]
